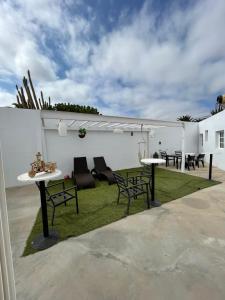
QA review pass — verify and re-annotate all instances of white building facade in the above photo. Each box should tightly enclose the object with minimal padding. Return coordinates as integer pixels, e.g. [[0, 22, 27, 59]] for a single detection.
[[199, 110, 225, 170], [0, 107, 224, 188]]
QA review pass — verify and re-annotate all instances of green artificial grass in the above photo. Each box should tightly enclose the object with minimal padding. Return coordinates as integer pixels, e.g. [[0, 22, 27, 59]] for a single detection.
[[23, 167, 219, 256]]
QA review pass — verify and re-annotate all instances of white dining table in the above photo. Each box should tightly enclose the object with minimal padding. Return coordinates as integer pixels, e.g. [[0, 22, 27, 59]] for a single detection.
[[18, 169, 61, 250], [141, 158, 166, 207]]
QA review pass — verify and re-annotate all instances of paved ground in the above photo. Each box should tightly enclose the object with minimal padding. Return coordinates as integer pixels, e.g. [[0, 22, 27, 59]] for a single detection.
[[6, 170, 225, 300], [160, 163, 225, 182]]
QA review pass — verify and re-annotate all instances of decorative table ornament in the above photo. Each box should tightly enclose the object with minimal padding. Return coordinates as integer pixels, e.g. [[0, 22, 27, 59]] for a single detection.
[[28, 152, 56, 177]]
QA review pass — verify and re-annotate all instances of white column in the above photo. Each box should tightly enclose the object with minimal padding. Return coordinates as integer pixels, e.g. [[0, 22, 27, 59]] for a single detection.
[[181, 123, 185, 173], [41, 118, 48, 162], [0, 144, 16, 300], [41, 128, 48, 162], [146, 131, 150, 157]]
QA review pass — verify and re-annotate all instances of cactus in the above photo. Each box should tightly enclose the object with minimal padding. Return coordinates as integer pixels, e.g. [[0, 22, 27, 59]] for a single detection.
[[13, 71, 100, 114], [14, 70, 51, 110]]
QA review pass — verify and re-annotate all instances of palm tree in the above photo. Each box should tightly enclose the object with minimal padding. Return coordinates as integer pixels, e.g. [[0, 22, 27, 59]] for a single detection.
[[211, 95, 225, 115], [177, 115, 194, 122]]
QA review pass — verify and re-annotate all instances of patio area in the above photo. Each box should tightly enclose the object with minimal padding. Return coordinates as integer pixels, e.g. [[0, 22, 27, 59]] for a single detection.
[[1, 108, 225, 299], [160, 162, 225, 182], [7, 174, 225, 300], [17, 167, 217, 256]]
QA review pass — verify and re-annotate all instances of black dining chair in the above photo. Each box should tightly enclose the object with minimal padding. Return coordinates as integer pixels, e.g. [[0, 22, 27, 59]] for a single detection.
[[113, 173, 150, 216], [195, 154, 205, 167], [175, 151, 182, 169], [159, 151, 175, 167], [36, 181, 79, 226], [126, 165, 152, 193], [186, 155, 195, 171]]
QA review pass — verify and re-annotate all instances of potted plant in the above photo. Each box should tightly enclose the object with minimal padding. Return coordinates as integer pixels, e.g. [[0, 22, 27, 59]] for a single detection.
[[78, 128, 86, 138], [153, 152, 159, 158]]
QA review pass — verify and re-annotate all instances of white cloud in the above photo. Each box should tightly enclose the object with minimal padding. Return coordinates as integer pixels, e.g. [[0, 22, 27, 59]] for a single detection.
[[38, 79, 92, 105], [0, 0, 225, 120], [0, 89, 15, 107], [0, 1, 57, 81]]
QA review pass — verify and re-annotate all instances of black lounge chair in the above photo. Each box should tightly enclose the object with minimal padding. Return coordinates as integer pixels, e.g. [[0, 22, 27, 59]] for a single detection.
[[72, 157, 95, 189], [92, 156, 116, 185]]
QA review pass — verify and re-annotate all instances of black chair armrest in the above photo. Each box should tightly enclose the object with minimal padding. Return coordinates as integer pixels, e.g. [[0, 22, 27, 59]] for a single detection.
[[128, 182, 148, 191], [63, 186, 77, 193], [106, 166, 112, 171], [48, 185, 77, 198], [126, 170, 140, 178], [127, 175, 146, 185], [47, 181, 65, 189]]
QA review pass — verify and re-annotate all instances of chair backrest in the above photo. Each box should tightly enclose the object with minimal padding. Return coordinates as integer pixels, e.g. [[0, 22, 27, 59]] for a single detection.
[[187, 155, 195, 162], [141, 165, 152, 177], [94, 156, 107, 172], [175, 150, 182, 156], [113, 173, 127, 189], [160, 151, 167, 158], [74, 157, 89, 174], [198, 154, 205, 159]]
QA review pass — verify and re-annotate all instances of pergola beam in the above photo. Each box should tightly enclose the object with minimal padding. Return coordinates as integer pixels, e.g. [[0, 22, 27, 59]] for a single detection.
[[41, 110, 183, 128]]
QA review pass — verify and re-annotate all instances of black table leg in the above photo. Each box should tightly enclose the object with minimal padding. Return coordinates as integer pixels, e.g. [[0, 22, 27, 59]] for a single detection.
[[39, 180, 49, 237], [151, 164, 161, 207], [31, 180, 59, 250]]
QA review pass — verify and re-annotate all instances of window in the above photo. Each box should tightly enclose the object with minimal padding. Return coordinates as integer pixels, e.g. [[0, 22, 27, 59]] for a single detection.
[[205, 130, 208, 142], [200, 134, 203, 147], [216, 130, 224, 149]]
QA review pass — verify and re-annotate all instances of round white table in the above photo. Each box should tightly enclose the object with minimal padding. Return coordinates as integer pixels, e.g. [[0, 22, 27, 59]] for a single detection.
[[18, 169, 61, 250], [141, 158, 166, 207]]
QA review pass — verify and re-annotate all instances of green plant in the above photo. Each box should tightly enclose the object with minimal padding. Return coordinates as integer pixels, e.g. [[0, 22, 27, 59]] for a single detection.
[[79, 128, 86, 135], [177, 115, 194, 122], [13, 70, 51, 109], [153, 152, 159, 158], [53, 103, 99, 114], [13, 71, 100, 115]]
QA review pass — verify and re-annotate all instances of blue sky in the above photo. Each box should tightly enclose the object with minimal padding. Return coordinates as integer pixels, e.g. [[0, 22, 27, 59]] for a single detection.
[[0, 0, 225, 120]]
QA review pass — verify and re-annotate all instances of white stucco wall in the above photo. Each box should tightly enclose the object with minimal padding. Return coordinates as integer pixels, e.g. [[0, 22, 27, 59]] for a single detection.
[[0, 108, 199, 188], [149, 123, 199, 156], [0, 108, 42, 187], [199, 110, 225, 170], [45, 130, 147, 177]]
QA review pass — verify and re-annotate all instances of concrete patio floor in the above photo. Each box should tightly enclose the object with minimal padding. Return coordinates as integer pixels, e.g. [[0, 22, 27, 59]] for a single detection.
[[160, 163, 225, 182], [6, 173, 225, 300]]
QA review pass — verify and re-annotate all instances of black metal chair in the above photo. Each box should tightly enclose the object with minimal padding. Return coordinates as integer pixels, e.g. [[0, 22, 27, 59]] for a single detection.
[[175, 151, 182, 169], [126, 165, 152, 194], [113, 173, 149, 216], [36, 181, 79, 226], [195, 154, 205, 167], [72, 157, 95, 189], [186, 155, 195, 170], [160, 151, 175, 167]]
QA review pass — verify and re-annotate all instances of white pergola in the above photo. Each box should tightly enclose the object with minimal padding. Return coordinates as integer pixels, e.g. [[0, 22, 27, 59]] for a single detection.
[[40, 110, 186, 172]]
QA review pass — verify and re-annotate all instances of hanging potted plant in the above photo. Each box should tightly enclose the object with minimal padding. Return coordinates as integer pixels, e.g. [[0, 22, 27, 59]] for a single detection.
[[78, 128, 86, 138]]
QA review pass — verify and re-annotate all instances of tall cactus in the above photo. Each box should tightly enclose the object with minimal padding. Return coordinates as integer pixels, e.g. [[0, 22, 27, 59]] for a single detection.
[[14, 70, 51, 110]]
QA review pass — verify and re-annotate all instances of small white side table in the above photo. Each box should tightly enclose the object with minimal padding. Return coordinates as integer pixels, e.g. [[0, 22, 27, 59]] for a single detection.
[[18, 170, 62, 250], [141, 158, 166, 207]]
